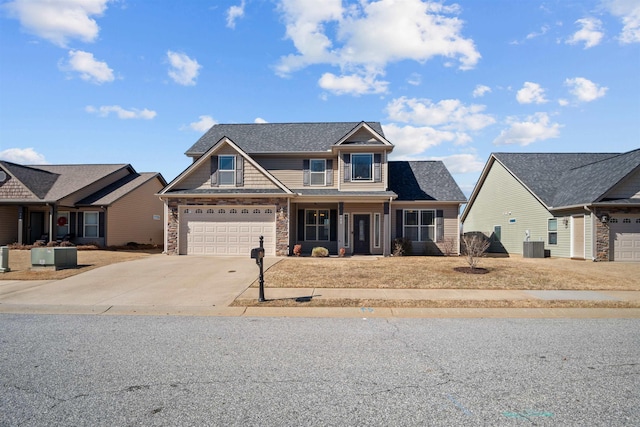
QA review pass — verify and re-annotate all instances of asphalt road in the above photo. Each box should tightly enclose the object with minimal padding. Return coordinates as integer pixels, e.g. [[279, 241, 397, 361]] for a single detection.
[[1, 315, 638, 426]]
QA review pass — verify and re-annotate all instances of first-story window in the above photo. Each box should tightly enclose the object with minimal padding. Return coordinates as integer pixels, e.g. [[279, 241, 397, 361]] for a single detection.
[[344, 213, 350, 247], [57, 212, 69, 237], [84, 212, 99, 238], [305, 209, 330, 241], [404, 209, 435, 242], [219, 155, 235, 185], [374, 213, 381, 248], [548, 218, 558, 245]]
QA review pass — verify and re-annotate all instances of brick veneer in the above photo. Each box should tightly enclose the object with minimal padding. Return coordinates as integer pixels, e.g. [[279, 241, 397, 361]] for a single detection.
[[166, 197, 289, 256]]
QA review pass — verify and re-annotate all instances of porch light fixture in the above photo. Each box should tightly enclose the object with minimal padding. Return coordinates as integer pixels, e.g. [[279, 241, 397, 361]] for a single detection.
[[601, 215, 609, 223]]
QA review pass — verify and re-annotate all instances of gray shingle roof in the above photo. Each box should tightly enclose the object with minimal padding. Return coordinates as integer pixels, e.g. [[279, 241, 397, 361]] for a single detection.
[[29, 164, 131, 201], [494, 149, 640, 208], [185, 122, 386, 155], [77, 172, 166, 206], [388, 161, 467, 202], [0, 161, 59, 199]]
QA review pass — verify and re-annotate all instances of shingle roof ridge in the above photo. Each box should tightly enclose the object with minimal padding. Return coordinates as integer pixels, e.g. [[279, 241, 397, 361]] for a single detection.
[[565, 148, 638, 170]]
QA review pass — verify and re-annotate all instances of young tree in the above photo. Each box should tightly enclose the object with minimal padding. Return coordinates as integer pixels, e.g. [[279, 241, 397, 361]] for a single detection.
[[462, 233, 490, 270]]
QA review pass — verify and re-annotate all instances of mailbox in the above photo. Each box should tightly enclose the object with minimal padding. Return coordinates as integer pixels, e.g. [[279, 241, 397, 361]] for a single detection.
[[251, 247, 264, 260]]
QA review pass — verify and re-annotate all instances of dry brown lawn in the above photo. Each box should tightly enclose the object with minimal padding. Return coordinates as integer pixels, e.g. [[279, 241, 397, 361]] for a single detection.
[[1, 249, 159, 280], [261, 255, 640, 291]]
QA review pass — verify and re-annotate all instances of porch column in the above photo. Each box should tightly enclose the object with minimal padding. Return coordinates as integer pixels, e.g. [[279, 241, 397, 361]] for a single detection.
[[17, 206, 24, 244], [338, 202, 344, 251], [48, 205, 55, 243], [383, 202, 390, 257]]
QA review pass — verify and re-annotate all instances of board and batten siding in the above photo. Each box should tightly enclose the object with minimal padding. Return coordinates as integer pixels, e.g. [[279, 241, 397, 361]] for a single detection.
[[0, 205, 18, 245], [463, 161, 554, 256], [256, 156, 337, 189], [106, 178, 165, 246]]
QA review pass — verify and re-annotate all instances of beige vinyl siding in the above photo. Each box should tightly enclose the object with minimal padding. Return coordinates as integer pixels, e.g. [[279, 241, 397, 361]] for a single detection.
[[106, 178, 165, 246], [58, 168, 130, 206], [0, 205, 18, 245], [391, 203, 460, 255], [344, 202, 385, 255], [463, 161, 554, 256], [256, 156, 338, 189], [345, 128, 384, 143], [605, 168, 640, 199]]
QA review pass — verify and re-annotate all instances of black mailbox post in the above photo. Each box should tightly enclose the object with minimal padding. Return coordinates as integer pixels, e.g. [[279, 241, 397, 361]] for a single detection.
[[251, 236, 266, 302]]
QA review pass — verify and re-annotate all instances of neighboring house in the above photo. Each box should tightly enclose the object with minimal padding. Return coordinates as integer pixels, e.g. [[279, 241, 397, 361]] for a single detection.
[[0, 162, 167, 247], [461, 149, 640, 261], [159, 121, 466, 256]]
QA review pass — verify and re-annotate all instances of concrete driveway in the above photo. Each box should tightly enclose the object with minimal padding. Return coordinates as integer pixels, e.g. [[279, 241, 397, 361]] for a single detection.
[[0, 255, 278, 314]]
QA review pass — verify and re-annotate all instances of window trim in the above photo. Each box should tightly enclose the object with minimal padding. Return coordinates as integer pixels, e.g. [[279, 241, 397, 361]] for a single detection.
[[373, 213, 381, 248], [310, 159, 326, 186], [548, 218, 558, 245], [305, 209, 330, 241], [403, 209, 435, 242], [218, 155, 236, 186], [84, 211, 99, 238], [351, 153, 373, 182]]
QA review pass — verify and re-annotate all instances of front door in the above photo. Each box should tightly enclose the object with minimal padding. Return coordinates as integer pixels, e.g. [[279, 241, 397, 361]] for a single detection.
[[353, 214, 370, 254], [29, 211, 45, 244]]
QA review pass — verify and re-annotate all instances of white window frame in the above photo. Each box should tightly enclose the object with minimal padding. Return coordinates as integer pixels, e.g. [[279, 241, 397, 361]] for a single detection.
[[84, 212, 99, 238], [219, 155, 236, 186], [548, 218, 558, 245], [374, 213, 381, 248], [344, 213, 350, 248], [403, 209, 435, 242], [351, 153, 373, 181], [310, 159, 326, 186], [305, 209, 330, 241]]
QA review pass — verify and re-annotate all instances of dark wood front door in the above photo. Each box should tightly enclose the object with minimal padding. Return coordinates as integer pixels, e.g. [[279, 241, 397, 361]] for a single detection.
[[353, 214, 370, 254], [29, 211, 45, 244]]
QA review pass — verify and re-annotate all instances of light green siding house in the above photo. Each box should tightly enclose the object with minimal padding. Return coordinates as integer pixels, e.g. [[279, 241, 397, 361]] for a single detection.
[[461, 150, 640, 261]]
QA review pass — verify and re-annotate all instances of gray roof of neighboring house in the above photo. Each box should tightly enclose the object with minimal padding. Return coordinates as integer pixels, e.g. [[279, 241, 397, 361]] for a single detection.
[[388, 161, 467, 202], [0, 161, 59, 199], [185, 122, 386, 156], [77, 172, 166, 206], [493, 149, 640, 208]]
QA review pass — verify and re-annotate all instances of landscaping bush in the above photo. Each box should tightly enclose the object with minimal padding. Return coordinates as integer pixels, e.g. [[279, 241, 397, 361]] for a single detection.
[[462, 233, 490, 270], [311, 247, 329, 257], [392, 237, 412, 256]]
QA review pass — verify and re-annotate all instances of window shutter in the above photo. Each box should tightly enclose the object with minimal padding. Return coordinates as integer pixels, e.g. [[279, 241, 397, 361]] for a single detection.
[[303, 159, 310, 186], [78, 212, 84, 237], [330, 209, 337, 241], [210, 156, 219, 186], [325, 159, 333, 186], [436, 210, 444, 242], [298, 209, 305, 241], [70, 212, 76, 238], [374, 153, 382, 182], [99, 212, 105, 238], [396, 209, 403, 239], [236, 156, 244, 187], [343, 154, 351, 182]]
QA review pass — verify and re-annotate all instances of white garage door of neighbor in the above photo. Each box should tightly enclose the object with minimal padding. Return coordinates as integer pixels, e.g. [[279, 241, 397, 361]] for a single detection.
[[611, 214, 640, 262], [180, 206, 276, 256]]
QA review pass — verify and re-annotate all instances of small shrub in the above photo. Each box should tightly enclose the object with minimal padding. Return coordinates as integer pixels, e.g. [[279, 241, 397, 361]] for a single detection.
[[462, 233, 490, 270], [33, 240, 46, 247], [441, 237, 457, 256], [392, 237, 412, 256], [311, 247, 329, 257], [293, 244, 302, 256], [60, 241, 75, 247], [46, 241, 59, 247]]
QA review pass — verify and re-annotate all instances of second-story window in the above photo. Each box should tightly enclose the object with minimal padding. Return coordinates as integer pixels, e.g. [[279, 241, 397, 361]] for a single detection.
[[219, 155, 235, 185], [310, 159, 326, 186], [351, 154, 373, 181]]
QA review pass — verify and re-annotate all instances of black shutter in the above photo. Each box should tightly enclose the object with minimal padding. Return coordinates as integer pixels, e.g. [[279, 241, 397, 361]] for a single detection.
[[99, 212, 105, 238], [303, 159, 310, 186], [343, 153, 350, 182], [436, 209, 444, 242], [374, 153, 382, 182], [210, 156, 219, 186], [298, 209, 305, 241], [396, 209, 403, 239], [236, 156, 244, 186], [77, 212, 84, 237], [69, 212, 76, 238], [330, 209, 337, 241], [325, 159, 333, 186]]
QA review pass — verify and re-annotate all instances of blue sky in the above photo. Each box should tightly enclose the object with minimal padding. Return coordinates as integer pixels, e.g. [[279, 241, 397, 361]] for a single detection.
[[1, 0, 638, 195]]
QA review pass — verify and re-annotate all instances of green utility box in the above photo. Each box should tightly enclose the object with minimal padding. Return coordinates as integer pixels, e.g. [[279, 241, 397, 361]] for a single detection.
[[31, 247, 78, 270]]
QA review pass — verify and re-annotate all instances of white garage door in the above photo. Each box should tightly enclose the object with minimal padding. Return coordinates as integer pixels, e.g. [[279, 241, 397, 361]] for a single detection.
[[179, 206, 276, 256], [610, 215, 640, 262]]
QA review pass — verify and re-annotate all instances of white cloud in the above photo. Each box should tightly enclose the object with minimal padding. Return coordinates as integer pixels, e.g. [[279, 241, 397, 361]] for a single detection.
[[3, 0, 110, 47], [226, 1, 245, 29], [167, 51, 201, 86], [386, 96, 495, 132], [319, 72, 388, 95], [86, 105, 157, 120], [558, 98, 569, 106], [59, 50, 114, 84], [407, 73, 422, 86], [275, 0, 480, 95], [383, 123, 456, 158], [187, 115, 216, 132], [565, 77, 608, 102], [428, 153, 484, 174], [254, 117, 268, 123], [0, 147, 47, 164], [493, 112, 561, 146], [526, 25, 550, 40], [516, 82, 547, 104], [566, 17, 604, 48], [472, 84, 491, 98], [603, 0, 640, 43]]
